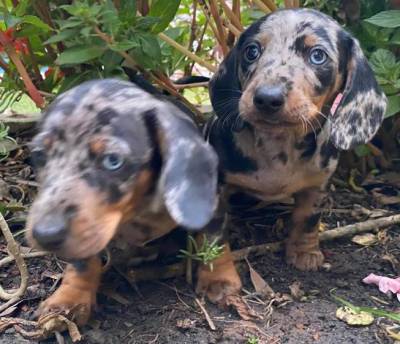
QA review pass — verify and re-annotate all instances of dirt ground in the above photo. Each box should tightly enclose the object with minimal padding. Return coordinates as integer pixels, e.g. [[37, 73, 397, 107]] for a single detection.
[[1, 143, 400, 344]]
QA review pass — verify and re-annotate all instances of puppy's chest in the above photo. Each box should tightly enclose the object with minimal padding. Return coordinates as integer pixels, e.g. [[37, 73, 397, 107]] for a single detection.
[[225, 129, 337, 200]]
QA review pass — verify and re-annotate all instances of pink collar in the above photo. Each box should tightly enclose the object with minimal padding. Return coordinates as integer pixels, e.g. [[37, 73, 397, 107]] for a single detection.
[[330, 93, 343, 116]]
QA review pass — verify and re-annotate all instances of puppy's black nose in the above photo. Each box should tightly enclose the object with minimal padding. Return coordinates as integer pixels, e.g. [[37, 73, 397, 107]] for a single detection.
[[253, 86, 285, 113], [32, 216, 67, 250]]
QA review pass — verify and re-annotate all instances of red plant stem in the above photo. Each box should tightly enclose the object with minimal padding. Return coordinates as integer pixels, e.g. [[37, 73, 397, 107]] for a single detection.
[[0, 32, 45, 108]]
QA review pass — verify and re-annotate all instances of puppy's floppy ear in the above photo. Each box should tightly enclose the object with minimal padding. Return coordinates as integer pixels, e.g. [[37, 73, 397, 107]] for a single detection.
[[209, 48, 241, 123], [146, 105, 219, 230], [330, 33, 387, 150]]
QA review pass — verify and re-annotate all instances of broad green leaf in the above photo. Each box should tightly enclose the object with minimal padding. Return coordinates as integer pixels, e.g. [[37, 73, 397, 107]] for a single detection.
[[139, 34, 161, 61], [21, 15, 52, 31], [58, 70, 96, 93], [56, 45, 105, 65], [15, 0, 29, 16], [134, 16, 160, 31], [109, 39, 139, 52], [119, 0, 136, 24], [59, 3, 101, 17], [386, 94, 400, 118], [370, 49, 400, 77], [100, 1, 120, 34], [365, 10, 400, 29], [44, 29, 79, 44], [149, 0, 181, 33], [390, 30, 400, 45], [55, 18, 84, 30]]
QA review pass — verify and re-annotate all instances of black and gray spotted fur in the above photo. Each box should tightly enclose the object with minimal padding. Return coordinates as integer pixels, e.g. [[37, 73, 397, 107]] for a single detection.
[[27, 79, 218, 260], [207, 9, 387, 270]]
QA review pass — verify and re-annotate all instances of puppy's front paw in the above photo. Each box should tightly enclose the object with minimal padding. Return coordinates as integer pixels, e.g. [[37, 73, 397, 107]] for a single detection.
[[196, 258, 242, 303], [37, 285, 94, 326], [286, 245, 324, 271]]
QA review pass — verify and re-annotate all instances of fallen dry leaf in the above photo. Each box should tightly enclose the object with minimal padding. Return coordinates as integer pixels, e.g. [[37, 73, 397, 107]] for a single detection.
[[246, 259, 275, 299], [371, 188, 400, 205], [336, 306, 374, 326], [352, 233, 377, 246], [225, 295, 263, 321], [0, 311, 82, 342], [289, 281, 305, 300], [176, 319, 196, 330], [363, 273, 400, 302]]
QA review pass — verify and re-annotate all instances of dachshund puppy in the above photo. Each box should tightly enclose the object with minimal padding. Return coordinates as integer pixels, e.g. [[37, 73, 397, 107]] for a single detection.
[[207, 9, 387, 277], [26, 79, 236, 324]]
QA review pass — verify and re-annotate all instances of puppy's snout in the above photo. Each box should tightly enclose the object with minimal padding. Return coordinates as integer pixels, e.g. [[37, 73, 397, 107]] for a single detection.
[[32, 215, 68, 250], [253, 86, 285, 113]]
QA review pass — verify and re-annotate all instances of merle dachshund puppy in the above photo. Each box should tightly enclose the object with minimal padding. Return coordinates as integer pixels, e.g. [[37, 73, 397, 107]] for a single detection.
[[205, 8, 387, 299], [26, 79, 228, 324]]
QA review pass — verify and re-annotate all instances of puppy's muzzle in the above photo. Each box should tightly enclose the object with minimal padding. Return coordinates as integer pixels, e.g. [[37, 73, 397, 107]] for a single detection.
[[253, 85, 285, 114], [31, 213, 68, 250]]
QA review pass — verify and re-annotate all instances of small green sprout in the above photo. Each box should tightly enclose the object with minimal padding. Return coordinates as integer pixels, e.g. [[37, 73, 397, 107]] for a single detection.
[[179, 235, 225, 271], [0, 122, 17, 161], [247, 335, 259, 344]]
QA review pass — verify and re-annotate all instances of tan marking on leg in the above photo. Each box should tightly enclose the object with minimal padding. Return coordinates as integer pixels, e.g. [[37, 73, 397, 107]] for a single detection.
[[286, 188, 324, 271], [196, 244, 242, 303], [37, 256, 102, 325]]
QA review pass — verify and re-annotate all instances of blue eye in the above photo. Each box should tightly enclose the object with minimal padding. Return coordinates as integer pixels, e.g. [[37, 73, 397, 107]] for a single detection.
[[102, 153, 124, 171], [245, 43, 261, 62], [309, 48, 327, 65]]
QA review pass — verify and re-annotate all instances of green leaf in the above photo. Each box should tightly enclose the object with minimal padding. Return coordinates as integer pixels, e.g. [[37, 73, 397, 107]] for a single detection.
[[15, 0, 29, 16], [100, 1, 120, 34], [119, 0, 136, 24], [134, 16, 161, 30], [386, 94, 400, 118], [44, 29, 79, 44], [370, 49, 400, 78], [390, 30, 400, 45], [365, 10, 400, 29], [56, 45, 105, 65], [55, 18, 85, 30], [109, 39, 139, 51], [21, 15, 52, 31], [149, 0, 181, 33], [58, 70, 96, 93]]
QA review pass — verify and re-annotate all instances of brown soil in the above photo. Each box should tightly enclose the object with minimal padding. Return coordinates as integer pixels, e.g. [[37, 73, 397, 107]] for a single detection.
[[1, 142, 400, 344]]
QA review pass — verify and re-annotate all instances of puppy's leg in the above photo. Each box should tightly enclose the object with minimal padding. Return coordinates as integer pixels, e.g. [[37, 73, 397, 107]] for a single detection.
[[37, 256, 102, 325], [286, 187, 324, 271], [195, 212, 242, 303]]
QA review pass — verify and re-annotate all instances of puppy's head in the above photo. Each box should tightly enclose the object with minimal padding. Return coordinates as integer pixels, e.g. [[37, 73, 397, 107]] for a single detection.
[[210, 9, 386, 150], [27, 79, 218, 260]]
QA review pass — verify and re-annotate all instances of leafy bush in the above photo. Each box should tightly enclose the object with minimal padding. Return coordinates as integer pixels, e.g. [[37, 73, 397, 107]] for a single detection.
[[0, 0, 399, 119]]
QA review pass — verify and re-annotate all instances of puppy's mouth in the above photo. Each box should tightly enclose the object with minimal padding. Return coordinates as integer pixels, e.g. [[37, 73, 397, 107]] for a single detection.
[[27, 211, 122, 260], [240, 109, 302, 128]]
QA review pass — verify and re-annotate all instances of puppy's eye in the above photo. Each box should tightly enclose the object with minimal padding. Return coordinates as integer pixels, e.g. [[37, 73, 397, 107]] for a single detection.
[[309, 48, 327, 65], [101, 153, 124, 171], [245, 43, 261, 62]]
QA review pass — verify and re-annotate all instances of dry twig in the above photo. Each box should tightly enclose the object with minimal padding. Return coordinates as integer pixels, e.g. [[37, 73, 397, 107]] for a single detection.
[[195, 298, 216, 330], [126, 213, 400, 282], [158, 33, 217, 73], [219, 0, 244, 31], [0, 213, 28, 309], [0, 250, 48, 269]]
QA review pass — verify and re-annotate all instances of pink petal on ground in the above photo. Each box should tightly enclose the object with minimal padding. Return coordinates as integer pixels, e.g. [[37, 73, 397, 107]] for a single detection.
[[363, 273, 400, 295], [363, 273, 381, 285]]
